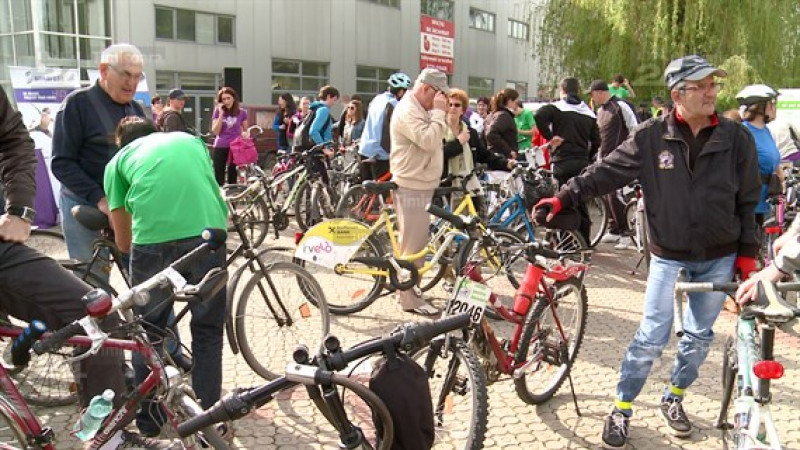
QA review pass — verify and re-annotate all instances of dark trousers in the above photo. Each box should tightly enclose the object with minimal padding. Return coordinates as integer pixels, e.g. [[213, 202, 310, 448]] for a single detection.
[[358, 156, 390, 182], [130, 237, 226, 434], [553, 158, 591, 243], [212, 146, 236, 186], [605, 190, 630, 235], [0, 242, 126, 408]]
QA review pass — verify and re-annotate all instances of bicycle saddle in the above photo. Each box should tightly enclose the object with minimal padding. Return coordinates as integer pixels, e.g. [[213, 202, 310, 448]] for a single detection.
[[71, 205, 110, 231], [741, 280, 797, 323], [363, 181, 397, 195]]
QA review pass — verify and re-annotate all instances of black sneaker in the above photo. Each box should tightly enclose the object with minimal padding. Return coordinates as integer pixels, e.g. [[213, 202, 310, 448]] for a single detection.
[[659, 397, 693, 437], [601, 410, 629, 449], [119, 430, 175, 449]]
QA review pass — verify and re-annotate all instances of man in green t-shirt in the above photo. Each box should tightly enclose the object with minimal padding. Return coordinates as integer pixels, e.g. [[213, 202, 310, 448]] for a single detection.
[[609, 73, 636, 99], [514, 99, 536, 161], [104, 117, 228, 438]]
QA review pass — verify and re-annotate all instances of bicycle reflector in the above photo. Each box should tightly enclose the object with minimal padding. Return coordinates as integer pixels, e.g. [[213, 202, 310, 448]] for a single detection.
[[753, 360, 784, 380], [295, 231, 304, 245]]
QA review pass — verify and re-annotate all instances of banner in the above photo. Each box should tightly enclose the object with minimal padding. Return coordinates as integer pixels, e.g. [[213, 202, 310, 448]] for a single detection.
[[777, 88, 800, 123], [420, 14, 455, 74]]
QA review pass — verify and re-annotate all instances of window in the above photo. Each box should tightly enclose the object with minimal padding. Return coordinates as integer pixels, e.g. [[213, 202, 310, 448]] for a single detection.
[[507, 81, 528, 99], [77, 0, 111, 37], [365, 0, 400, 7], [468, 77, 494, 100], [271, 59, 329, 104], [10, 0, 33, 32], [38, 0, 75, 34], [508, 19, 529, 41], [79, 37, 111, 64], [0, 1, 11, 33], [155, 71, 219, 92], [469, 8, 495, 32], [421, 0, 453, 21], [155, 6, 235, 45], [356, 65, 398, 104]]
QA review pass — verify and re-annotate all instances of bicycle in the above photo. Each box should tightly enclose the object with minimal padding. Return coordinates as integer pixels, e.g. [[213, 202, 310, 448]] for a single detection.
[[0, 229, 231, 449], [295, 178, 525, 315], [408, 205, 589, 449], [176, 313, 474, 450], [623, 180, 650, 274], [335, 167, 393, 223], [673, 270, 800, 449]]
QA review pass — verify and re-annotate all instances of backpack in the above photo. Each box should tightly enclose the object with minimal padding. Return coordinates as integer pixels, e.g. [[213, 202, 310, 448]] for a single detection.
[[369, 345, 434, 450], [292, 104, 330, 151]]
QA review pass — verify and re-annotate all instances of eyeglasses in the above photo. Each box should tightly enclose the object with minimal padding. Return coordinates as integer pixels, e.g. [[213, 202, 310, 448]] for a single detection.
[[680, 82, 724, 94], [448, 103, 462, 108], [108, 64, 145, 82], [427, 84, 441, 94]]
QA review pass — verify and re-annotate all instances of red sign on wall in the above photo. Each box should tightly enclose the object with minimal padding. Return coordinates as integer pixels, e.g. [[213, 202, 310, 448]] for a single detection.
[[420, 14, 454, 75]]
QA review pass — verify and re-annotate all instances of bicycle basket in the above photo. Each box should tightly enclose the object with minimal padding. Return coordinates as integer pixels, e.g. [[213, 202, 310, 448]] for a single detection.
[[228, 136, 259, 166], [522, 170, 557, 210]]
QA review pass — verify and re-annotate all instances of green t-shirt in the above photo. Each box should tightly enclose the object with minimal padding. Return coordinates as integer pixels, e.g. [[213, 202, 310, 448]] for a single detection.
[[104, 132, 228, 245], [515, 108, 536, 151], [609, 85, 630, 99]]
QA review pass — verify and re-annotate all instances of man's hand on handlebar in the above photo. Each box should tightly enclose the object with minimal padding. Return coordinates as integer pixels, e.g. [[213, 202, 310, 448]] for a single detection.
[[533, 197, 562, 224], [736, 264, 786, 305]]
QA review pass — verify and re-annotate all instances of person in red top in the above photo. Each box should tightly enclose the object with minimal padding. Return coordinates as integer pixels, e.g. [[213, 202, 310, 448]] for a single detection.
[[534, 55, 761, 449]]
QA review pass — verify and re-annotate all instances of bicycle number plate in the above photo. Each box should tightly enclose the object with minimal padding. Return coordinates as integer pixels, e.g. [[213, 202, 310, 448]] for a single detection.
[[294, 219, 370, 269], [445, 277, 491, 324]]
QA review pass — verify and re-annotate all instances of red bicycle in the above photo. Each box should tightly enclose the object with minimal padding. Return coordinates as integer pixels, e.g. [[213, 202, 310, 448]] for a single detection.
[[335, 168, 393, 223], [0, 230, 230, 449]]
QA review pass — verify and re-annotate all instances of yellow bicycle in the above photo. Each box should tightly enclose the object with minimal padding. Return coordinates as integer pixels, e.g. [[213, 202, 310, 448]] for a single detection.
[[295, 179, 527, 315]]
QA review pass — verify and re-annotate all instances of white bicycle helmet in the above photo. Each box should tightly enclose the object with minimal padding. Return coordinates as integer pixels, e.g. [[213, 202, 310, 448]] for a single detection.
[[736, 84, 778, 106], [387, 72, 412, 89]]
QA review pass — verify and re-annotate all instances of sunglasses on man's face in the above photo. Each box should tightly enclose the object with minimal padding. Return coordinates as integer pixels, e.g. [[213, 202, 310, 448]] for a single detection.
[[449, 103, 462, 108]]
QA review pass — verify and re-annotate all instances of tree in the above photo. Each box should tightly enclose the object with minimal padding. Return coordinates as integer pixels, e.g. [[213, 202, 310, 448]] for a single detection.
[[527, 0, 800, 109]]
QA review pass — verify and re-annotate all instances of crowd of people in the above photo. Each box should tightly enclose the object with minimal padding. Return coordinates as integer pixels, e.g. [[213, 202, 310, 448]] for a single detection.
[[1, 39, 800, 449]]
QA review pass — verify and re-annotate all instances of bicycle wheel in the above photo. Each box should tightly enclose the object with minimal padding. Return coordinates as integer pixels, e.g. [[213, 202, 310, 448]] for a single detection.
[[0, 395, 30, 449], [636, 209, 650, 269], [543, 229, 589, 262], [294, 181, 313, 231], [310, 373, 394, 450], [235, 261, 330, 380], [28, 229, 68, 260], [514, 277, 588, 404], [294, 235, 385, 315], [309, 182, 337, 228], [585, 196, 607, 247], [410, 337, 488, 450], [223, 185, 270, 249], [336, 185, 380, 223], [173, 390, 230, 449]]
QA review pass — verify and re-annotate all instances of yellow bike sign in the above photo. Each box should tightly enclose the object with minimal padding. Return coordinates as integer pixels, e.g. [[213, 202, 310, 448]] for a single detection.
[[294, 219, 371, 269]]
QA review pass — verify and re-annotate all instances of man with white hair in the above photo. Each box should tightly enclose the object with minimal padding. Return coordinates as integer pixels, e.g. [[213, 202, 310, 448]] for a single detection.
[[52, 43, 146, 278]]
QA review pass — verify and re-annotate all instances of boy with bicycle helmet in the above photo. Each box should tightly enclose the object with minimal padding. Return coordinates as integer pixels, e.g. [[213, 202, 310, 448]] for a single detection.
[[358, 72, 412, 181]]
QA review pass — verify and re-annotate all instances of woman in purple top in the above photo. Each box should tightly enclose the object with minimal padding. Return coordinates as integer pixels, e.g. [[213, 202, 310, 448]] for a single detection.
[[211, 86, 249, 185]]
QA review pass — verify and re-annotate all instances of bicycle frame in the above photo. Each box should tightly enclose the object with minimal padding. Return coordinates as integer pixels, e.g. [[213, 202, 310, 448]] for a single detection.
[[488, 194, 536, 240]]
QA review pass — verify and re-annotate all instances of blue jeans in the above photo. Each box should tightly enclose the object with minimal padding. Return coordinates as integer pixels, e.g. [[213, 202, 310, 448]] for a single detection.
[[616, 253, 736, 404], [130, 237, 226, 434], [59, 190, 110, 283]]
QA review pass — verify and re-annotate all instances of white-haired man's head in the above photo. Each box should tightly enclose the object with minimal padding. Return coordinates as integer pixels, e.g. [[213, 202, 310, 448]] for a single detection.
[[99, 43, 144, 105]]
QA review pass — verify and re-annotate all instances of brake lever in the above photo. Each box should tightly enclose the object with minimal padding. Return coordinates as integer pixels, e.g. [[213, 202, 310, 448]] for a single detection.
[[66, 316, 108, 364]]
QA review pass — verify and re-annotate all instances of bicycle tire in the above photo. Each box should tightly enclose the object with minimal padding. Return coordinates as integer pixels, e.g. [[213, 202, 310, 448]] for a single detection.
[[175, 390, 230, 449], [0, 395, 30, 449], [309, 182, 337, 229], [294, 235, 385, 315], [542, 229, 589, 262], [514, 277, 588, 404], [336, 185, 380, 223], [235, 261, 330, 380], [585, 196, 608, 247], [236, 195, 270, 250], [636, 209, 651, 270], [294, 181, 313, 231], [410, 337, 488, 450], [309, 372, 394, 450], [28, 228, 68, 260]]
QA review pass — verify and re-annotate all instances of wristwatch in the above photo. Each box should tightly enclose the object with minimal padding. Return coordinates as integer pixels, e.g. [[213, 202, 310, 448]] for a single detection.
[[6, 206, 36, 223]]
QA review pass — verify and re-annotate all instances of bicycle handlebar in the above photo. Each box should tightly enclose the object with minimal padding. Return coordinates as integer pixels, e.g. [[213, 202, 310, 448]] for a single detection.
[[176, 313, 471, 437], [673, 268, 800, 337], [30, 229, 227, 356]]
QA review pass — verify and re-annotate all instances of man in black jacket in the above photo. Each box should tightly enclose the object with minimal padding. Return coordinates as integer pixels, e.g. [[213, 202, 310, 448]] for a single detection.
[[534, 77, 600, 243], [157, 88, 188, 133], [536, 55, 761, 449]]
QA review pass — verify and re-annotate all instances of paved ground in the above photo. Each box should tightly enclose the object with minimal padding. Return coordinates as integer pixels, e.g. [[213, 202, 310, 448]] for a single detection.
[[14, 227, 800, 449]]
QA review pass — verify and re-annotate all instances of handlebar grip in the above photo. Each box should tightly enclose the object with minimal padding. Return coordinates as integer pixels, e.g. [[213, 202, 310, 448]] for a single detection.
[[426, 204, 466, 230], [176, 410, 218, 438], [177, 394, 250, 437], [200, 228, 227, 250], [401, 313, 471, 349], [533, 205, 550, 226], [11, 320, 47, 366], [32, 322, 84, 355]]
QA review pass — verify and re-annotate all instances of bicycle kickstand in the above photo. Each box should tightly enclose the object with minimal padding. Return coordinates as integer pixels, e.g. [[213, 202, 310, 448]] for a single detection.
[[562, 347, 582, 417], [630, 254, 645, 276]]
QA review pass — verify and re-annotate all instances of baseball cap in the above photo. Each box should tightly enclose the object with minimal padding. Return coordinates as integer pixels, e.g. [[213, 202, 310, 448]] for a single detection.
[[584, 79, 609, 94], [168, 88, 185, 100], [663, 55, 727, 90], [416, 68, 450, 95]]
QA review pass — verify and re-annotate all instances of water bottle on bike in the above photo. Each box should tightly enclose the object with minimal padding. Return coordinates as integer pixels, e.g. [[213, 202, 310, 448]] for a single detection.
[[73, 389, 115, 441]]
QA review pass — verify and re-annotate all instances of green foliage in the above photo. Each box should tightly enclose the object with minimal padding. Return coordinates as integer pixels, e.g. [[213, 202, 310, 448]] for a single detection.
[[528, 0, 800, 104]]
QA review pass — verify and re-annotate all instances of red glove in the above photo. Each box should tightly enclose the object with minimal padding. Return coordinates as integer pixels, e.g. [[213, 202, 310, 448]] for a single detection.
[[735, 256, 758, 281], [533, 197, 562, 225]]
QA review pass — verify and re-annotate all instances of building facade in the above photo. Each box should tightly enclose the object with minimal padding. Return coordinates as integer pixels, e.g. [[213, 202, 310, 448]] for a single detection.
[[2, 0, 544, 133]]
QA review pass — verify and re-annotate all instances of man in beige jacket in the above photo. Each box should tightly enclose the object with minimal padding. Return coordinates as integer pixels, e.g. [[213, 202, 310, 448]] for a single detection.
[[390, 68, 450, 315]]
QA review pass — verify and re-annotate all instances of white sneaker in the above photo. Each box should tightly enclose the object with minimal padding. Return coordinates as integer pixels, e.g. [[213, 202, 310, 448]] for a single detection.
[[601, 233, 621, 244], [614, 237, 635, 250]]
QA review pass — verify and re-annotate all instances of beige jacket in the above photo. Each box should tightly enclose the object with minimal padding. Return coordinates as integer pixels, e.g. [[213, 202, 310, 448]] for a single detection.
[[390, 93, 447, 190]]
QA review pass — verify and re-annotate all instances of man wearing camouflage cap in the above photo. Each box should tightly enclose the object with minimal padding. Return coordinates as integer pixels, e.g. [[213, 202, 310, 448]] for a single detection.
[[534, 55, 761, 448]]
